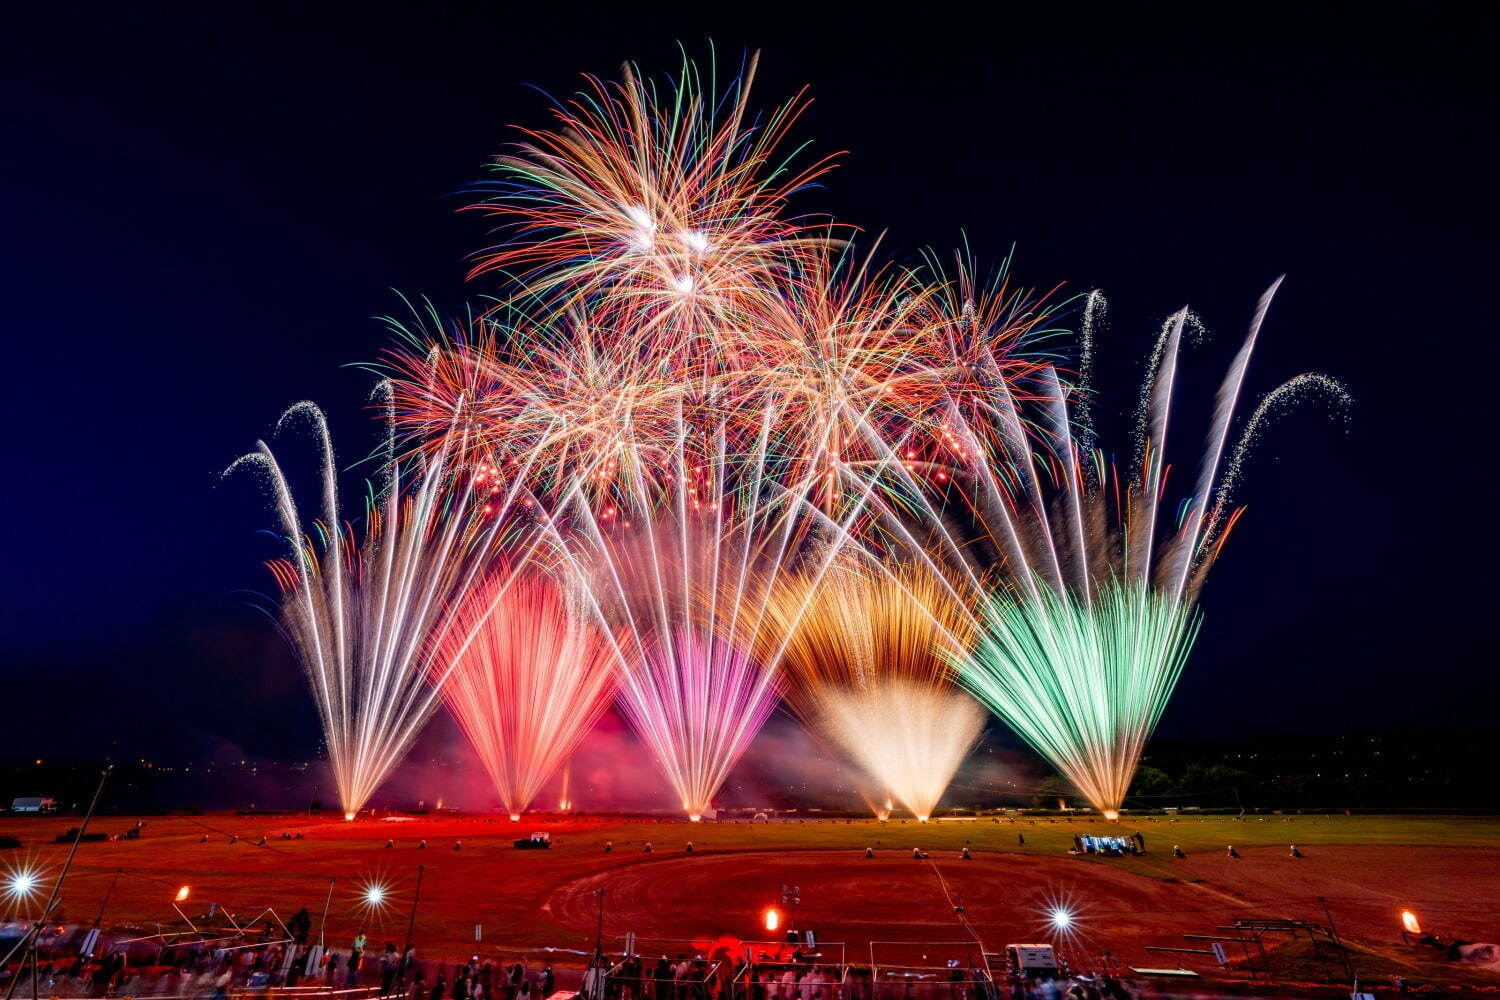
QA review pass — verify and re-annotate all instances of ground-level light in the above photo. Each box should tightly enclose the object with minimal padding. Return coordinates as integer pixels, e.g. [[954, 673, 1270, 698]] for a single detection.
[[344, 811, 356, 822], [362, 883, 388, 909], [5, 870, 39, 901], [175, 886, 191, 903], [1401, 909, 1421, 935]]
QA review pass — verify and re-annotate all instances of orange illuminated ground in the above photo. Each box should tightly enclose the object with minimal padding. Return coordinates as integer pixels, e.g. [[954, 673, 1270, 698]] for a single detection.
[[1, 812, 1495, 983]]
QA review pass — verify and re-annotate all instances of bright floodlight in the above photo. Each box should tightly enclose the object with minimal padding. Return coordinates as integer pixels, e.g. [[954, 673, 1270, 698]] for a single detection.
[[764, 908, 780, 932], [1401, 909, 1422, 934], [1102, 809, 1120, 821], [7, 871, 38, 899], [344, 811, 356, 822], [175, 886, 191, 903], [1049, 908, 1074, 931], [358, 881, 390, 912]]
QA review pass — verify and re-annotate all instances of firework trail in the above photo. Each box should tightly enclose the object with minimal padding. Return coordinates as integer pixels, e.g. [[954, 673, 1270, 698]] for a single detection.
[[965, 580, 1198, 817], [859, 280, 1338, 818], [432, 567, 614, 820], [465, 50, 843, 384], [368, 59, 1056, 820], [228, 401, 528, 819], [758, 562, 984, 821], [1202, 372, 1352, 550], [542, 400, 871, 820], [243, 53, 1342, 824]]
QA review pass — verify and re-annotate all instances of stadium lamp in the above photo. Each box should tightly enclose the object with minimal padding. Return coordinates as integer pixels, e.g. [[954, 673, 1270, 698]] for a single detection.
[[1049, 907, 1074, 931], [764, 908, 780, 933]]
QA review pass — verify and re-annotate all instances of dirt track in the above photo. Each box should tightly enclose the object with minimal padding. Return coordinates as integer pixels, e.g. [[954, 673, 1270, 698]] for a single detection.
[[541, 844, 1500, 970]]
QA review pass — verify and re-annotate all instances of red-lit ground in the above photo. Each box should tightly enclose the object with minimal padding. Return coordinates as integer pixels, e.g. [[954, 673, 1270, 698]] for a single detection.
[[2, 813, 1495, 984]]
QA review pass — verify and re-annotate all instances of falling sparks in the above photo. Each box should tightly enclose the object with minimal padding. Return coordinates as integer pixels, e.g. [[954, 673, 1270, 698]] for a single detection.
[[433, 568, 615, 819], [228, 402, 522, 818], [236, 54, 1342, 825], [757, 562, 983, 821]]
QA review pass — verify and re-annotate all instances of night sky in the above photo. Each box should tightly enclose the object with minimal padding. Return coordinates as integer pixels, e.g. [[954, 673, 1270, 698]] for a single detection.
[[3, 4, 1494, 764]]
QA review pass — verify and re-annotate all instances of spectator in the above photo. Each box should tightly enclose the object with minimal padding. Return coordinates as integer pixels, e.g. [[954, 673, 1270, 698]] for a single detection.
[[381, 943, 399, 995]]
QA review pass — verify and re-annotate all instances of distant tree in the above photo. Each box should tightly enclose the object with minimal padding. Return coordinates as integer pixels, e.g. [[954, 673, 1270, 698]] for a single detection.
[[1180, 763, 1251, 794], [1031, 775, 1081, 810], [1129, 766, 1175, 799]]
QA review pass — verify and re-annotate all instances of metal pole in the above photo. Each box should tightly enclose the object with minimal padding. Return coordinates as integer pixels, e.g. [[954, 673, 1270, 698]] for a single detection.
[[398, 863, 425, 989], [594, 889, 607, 959], [402, 865, 425, 953], [317, 878, 336, 949], [94, 868, 123, 927], [1318, 896, 1357, 988]]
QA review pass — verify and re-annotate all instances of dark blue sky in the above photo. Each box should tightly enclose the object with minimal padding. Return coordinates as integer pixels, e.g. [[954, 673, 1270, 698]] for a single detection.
[[2, 3, 1494, 762]]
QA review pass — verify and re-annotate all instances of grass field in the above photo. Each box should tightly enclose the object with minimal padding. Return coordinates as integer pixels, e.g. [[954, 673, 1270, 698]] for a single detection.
[[2, 811, 1495, 989]]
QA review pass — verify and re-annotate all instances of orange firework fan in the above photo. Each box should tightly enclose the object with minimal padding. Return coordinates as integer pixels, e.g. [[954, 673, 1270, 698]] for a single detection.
[[756, 560, 985, 821]]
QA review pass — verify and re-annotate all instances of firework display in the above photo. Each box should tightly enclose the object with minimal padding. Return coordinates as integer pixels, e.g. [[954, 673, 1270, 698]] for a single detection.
[[228, 403, 522, 819], [433, 568, 615, 820], [235, 53, 1338, 821], [864, 286, 1342, 818], [759, 562, 984, 821], [540, 401, 863, 819]]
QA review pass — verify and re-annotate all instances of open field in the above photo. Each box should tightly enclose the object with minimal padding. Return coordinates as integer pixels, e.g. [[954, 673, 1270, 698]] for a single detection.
[[3, 812, 1496, 987]]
